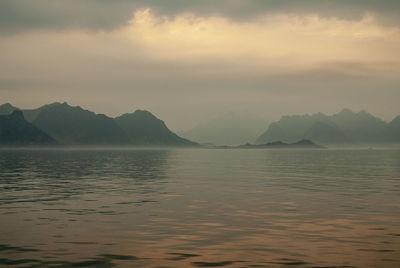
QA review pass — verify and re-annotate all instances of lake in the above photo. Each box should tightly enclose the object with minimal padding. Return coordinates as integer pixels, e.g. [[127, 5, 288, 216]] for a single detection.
[[0, 148, 399, 267]]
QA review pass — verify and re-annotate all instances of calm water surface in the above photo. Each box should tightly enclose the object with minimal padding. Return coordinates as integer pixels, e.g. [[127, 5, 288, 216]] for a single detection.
[[0, 148, 399, 267]]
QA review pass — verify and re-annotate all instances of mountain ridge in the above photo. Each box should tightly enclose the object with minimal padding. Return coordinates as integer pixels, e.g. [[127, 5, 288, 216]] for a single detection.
[[1, 103, 398, 146], [115, 110, 196, 146], [0, 102, 197, 146], [256, 109, 399, 145]]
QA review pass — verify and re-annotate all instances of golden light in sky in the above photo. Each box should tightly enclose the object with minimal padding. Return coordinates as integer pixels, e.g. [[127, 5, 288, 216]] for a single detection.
[[1, 3, 399, 128], [120, 8, 400, 76]]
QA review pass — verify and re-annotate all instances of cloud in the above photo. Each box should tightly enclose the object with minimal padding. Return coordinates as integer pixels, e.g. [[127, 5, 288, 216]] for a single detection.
[[1, 0, 400, 34], [2, 8, 399, 80], [123, 9, 400, 71], [0, 7, 399, 129]]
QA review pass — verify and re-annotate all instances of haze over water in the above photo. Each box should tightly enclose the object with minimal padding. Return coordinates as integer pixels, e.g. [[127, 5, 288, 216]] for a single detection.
[[0, 148, 399, 267]]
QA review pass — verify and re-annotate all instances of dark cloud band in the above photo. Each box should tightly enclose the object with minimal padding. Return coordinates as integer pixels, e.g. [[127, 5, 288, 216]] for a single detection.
[[1, 0, 400, 34]]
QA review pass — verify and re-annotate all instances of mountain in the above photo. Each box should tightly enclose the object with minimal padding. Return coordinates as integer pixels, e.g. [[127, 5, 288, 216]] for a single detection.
[[32, 102, 129, 145], [330, 109, 387, 143], [115, 110, 196, 146], [0, 102, 61, 122], [1, 102, 397, 146], [22, 103, 66, 122], [303, 121, 352, 144], [256, 112, 329, 144], [178, 113, 268, 146], [0, 102, 197, 146], [0, 110, 56, 146], [0, 103, 19, 115], [385, 116, 400, 142], [256, 109, 394, 145]]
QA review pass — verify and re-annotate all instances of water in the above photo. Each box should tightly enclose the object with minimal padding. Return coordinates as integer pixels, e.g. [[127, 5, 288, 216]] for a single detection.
[[0, 148, 399, 267]]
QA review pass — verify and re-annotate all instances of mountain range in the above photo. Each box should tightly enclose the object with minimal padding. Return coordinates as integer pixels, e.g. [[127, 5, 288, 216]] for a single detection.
[[0, 102, 196, 146], [1, 103, 398, 147], [256, 109, 400, 145]]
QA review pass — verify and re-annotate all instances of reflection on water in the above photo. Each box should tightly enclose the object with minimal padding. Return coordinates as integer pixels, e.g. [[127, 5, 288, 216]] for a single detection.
[[0, 148, 399, 267]]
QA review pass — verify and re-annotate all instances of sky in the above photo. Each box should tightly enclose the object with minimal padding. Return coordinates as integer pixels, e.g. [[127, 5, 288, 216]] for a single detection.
[[1, 0, 400, 131]]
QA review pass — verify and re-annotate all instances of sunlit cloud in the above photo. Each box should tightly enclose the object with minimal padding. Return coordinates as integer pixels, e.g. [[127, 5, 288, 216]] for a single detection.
[[1, 8, 399, 78], [0, 8, 400, 128], [120, 9, 400, 74]]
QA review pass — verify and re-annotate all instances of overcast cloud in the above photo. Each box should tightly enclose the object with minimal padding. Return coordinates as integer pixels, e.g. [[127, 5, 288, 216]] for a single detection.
[[0, 0, 399, 130]]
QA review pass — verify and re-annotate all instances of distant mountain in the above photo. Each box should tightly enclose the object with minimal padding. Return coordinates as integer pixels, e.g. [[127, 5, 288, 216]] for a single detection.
[[256, 109, 397, 145], [0, 102, 61, 122], [330, 109, 387, 142], [304, 121, 352, 144], [0, 110, 56, 146], [0, 102, 197, 146], [1, 102, 397, 146], [115, 110, 196, 146], [0, 103, 19, 115], [178, 113, 268, 146], [256, 113, 328, 144], [385, 116, 400, 142], [23, 103, 65, 122], [32, 102, 129, 145]]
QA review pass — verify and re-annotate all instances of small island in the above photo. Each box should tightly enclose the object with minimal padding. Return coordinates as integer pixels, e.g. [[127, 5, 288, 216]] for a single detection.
[[209, 139, 325, 149]]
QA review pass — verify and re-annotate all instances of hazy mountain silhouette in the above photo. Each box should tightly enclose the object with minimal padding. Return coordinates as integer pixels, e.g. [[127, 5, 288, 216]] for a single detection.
[[0, 102, 196, 146], [385, 115, 400, 142], [330, 109, 387, 143], [0, 110, 56, 146], [0, 102, 62, 122], [256, 112, 328, 144], [1, 103, 398, 146], [0, 103, 18, 115], [23, 103, 67, 122], [178, 113, 268, 146], [32, 102, 129, 145], [256, 109, 397, 145], [115, 110, 196, 146], [304, 121, 352, 144]]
